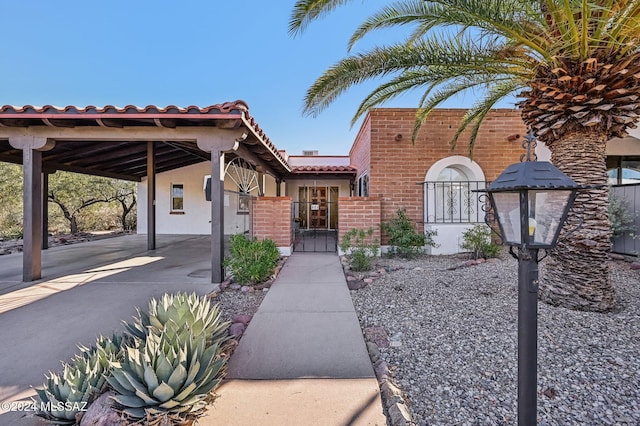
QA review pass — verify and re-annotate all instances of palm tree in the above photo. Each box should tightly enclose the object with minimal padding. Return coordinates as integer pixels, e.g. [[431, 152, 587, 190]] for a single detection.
[[290, 0, 640, 312]]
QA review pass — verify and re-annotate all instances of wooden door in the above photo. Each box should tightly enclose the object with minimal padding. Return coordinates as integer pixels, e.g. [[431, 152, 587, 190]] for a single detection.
[[310, 187, 327, 229]]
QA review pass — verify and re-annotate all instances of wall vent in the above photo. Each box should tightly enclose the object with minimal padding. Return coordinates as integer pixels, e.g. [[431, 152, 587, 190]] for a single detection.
[[302, 150, 319, 156]]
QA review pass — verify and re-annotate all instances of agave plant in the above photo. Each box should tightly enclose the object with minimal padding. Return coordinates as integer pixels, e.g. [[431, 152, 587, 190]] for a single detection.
[[107, 323, 226, 423], [124, 292, 229, 347], [35, 334, 124, 424]]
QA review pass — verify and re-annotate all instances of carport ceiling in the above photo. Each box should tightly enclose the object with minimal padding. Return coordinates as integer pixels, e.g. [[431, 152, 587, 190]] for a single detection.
[[0, 139, 213, 181], [0, 102, 290, 181]]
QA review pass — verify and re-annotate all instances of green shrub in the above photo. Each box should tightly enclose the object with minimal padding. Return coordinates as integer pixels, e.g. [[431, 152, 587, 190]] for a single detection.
[[381, 209, 436, 258], [224, 234, 281, 284], [339, 227, 379, 271], [609, 192, 636, 238], [461, 224, 501, 259]]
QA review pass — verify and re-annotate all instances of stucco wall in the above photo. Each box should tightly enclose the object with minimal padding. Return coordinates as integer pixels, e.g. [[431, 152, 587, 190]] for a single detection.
[[137, 162, 278, 235]]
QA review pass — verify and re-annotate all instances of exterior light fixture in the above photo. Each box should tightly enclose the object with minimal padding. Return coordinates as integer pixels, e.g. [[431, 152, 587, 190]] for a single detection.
[[481, 141, 582, 425], [486, 161, 579, 249]]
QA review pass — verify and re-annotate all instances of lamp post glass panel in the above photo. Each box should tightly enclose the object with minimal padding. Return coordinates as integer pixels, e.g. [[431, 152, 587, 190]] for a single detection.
[[484, 161, 580, 426]]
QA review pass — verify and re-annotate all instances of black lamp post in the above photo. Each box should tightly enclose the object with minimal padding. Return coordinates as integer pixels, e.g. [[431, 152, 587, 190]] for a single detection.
[[483, 160, 580, 425]]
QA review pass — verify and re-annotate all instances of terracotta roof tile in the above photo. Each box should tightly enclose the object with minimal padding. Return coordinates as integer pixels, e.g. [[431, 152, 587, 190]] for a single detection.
[[291, 165, 357, 174], [0, 101, 249, 115], [0, 100, 290, 174]]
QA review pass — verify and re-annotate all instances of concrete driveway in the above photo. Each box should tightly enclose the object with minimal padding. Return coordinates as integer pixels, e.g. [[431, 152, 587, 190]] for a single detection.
[[0, 234, 216, 424]]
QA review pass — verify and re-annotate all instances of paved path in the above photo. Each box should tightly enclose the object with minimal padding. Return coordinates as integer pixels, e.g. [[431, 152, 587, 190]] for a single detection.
[[0, 235, 214, 424], [200, 253, 386, 425], [0, 243, 385, 425]]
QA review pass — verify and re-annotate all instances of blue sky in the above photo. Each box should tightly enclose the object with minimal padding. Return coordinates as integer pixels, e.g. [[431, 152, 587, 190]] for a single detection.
[[0, 1, 517, 155]]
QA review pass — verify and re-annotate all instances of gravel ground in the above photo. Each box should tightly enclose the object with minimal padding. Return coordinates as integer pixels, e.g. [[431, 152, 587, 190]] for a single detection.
[[213, 286, 267, 325], [350, 254, 640, 426]]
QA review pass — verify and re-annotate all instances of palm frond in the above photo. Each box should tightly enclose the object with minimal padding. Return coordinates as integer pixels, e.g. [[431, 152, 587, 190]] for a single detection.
[[304, 34, 533, 118], [352, 71, 443, 124], [348, 1, 428, 50], [451, 79, 524, 154], [411, 76, 494, 142], [289, 0, 354, 36]]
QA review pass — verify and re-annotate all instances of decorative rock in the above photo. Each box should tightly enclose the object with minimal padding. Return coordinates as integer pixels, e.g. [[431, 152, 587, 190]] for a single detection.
[[374, 359, 389, 383], [230, 283, 242, 290], [609, 253, 625, 261], [378, 268, 387, 275], [381, 381, 404, 407], [363, 326, 390, 348], [229, 322, 246, 338], [413, 267, 423, 271], [389, 332, 403, 348], [0, 249, 7, 255], [232, 314, 252, 325], [363, 278, 374, 285], [346, 275, 357, 281], [347, 280, 367, 290], [241, 286, 254, 293], [387, 402, 413, 426], [220, 280, 231, 290], [366, 341, 381, 363], [262, 288, 269, 292], [79, 391, 123, 426], [465, 260, 478, 267], [476, 258, 486, 264], [630, 262, 640, 270]]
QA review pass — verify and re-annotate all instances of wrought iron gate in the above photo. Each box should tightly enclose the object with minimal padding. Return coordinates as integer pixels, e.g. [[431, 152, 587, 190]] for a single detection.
[[292, 201, 338, 252]]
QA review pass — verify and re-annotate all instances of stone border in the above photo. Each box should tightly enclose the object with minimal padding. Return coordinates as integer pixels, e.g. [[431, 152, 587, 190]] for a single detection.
[[363, 327, 415, 426]]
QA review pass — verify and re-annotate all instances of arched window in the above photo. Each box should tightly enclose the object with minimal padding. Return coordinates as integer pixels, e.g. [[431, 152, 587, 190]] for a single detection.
[[424, 157, 486, 223]]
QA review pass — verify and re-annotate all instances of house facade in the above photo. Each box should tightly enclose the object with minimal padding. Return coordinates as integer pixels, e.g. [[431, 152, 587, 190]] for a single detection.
[[4, 102, 638, 282], [136, 108, 533, 255], [136, 107, 640, 256]]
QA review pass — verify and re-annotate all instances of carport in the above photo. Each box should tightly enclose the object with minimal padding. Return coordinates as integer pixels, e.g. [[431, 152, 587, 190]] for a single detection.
[[0, 101, 290, 282]]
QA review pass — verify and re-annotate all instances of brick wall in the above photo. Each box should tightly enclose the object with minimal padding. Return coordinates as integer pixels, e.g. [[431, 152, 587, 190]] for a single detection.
[[338, 197, 382, 246], [349, 114, 372, 182], [252, 197, 292, 251], [357, 108, 526, 237]]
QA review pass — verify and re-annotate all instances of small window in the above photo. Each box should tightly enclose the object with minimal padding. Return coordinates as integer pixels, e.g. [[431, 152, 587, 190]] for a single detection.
[[171, 183, 184, 212], [358, 174, 369, 197]]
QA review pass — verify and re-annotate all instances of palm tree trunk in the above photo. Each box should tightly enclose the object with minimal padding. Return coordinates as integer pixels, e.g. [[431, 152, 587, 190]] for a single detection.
[[540, 131, 617, 312]]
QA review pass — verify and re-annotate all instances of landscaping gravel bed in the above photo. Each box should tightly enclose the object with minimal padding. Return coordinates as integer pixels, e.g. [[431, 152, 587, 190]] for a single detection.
[[350, 254, 640, 425]]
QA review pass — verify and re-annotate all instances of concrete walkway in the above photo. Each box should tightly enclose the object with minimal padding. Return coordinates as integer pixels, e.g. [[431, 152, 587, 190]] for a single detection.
[[0, 234, 215, 424], [200, 253, 386, 426], [0, 241, 385, 425]]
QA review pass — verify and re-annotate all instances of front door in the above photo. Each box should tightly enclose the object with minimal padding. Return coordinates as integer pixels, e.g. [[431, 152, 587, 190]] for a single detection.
[[309, 187, 328, 229], [294, 186, 338, 252]]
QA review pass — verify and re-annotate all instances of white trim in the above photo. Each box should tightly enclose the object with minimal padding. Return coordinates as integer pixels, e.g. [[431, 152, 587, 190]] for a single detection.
[[423, 157, 486, 251], [424, 155, 486, 182], [170, 182, 185, 213], [424, 156, 486, 223], [278, 245, 293, 256]]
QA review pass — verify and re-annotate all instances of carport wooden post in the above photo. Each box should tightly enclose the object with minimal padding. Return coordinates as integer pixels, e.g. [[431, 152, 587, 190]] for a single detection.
[[147, 142, 156, 250], [197, 129, 246, 284], [42, 172, 49, 250], [211, 150, 225, 283], [9, 136, 54, 281]]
